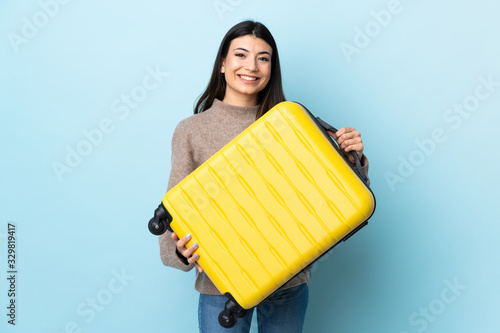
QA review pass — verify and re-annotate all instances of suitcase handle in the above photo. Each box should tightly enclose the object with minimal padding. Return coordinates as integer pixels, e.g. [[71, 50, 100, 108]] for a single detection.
[[315, 117, 368, 183]]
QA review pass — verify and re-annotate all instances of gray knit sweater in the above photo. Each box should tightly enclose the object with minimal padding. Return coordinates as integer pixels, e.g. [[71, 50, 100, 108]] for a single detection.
[[158, 98, 369, 295]]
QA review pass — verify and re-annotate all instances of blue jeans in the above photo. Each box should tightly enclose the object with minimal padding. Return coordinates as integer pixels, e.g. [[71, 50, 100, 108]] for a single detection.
[[198, 283, 309, 333]]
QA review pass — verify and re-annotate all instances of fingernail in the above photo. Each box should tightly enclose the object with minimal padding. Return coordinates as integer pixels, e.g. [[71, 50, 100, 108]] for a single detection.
[[185, 234, 191, 239], [194, 253, 199, 259], [192, 243, 198, 248]]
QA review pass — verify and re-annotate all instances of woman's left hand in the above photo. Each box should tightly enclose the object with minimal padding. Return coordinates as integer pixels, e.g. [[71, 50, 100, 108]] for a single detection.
[[326, 127, 364, 164]]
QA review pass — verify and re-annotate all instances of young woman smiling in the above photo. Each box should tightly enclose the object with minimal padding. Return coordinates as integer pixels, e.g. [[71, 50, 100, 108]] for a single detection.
[[158, 20, 369, 333]]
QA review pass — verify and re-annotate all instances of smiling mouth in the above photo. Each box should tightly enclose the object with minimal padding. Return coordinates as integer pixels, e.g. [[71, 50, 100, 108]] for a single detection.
[[238, 75, 259, 81]]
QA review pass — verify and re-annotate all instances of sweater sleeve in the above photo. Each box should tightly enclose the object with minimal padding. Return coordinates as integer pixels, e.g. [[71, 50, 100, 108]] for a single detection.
[[158, 119, 196, 272], [359, 154, 370, 186], [340, 151, 370, 186]]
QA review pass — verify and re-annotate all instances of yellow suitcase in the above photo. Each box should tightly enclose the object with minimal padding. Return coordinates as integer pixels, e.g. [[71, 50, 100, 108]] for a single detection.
[[149, 101, 375, 328]]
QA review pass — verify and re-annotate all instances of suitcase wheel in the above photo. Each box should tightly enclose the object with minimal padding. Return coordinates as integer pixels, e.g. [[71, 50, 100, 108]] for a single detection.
[[148, 217, 167, 235], [218, 312, 236, 328], [218, 298, 247, 328], [148, 203, 173, 235], [235, 308, 248, 318]]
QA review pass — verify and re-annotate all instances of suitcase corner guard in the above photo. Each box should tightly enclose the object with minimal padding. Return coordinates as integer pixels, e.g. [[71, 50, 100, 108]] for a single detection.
[[148, 203, 173, 235]]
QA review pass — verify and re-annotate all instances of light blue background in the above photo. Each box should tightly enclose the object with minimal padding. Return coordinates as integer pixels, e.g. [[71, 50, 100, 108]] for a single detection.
[[1, 0, 499, 332]]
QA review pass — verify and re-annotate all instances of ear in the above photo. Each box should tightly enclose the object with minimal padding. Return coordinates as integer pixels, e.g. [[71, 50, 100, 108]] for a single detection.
[[220, 59, 226, 73]]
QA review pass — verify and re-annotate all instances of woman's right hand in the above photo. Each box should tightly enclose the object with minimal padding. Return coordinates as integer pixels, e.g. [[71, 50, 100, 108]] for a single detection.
[[171, 232, 203, 273]]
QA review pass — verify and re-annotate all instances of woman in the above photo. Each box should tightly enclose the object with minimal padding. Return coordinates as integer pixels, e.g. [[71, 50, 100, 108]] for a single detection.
[[158, 20, 369, 332]]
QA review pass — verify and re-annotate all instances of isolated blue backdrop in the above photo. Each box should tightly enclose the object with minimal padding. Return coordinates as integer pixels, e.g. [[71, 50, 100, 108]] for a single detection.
[[1, 0, 499, 332]]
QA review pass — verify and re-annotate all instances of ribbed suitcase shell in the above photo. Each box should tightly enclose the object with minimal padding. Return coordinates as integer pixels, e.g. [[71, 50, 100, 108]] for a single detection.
[[163, 101, 375, 309]]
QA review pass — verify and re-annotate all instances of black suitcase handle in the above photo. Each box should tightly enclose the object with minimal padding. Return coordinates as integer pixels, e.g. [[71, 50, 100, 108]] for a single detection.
[[315, 117, 369, 183]]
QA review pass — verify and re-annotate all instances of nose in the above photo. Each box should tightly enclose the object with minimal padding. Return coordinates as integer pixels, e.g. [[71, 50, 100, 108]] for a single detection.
[[245, 57, 258, 72]]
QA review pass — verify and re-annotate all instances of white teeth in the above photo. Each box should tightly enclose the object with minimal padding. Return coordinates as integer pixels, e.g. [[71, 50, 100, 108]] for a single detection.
[[240, 75, 257, 81]]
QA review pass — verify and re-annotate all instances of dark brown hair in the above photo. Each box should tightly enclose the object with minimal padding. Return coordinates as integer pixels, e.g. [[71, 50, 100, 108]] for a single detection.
[[194, 20, 285, 119]]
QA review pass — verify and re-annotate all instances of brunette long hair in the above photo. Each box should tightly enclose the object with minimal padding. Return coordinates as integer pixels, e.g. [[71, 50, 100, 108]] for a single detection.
[[194, 20, 285, 119]]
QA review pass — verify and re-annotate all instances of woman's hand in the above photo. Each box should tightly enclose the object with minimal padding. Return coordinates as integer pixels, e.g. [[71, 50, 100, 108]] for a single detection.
[[327, 127, 364, 164], [171, 232, 203, 273]]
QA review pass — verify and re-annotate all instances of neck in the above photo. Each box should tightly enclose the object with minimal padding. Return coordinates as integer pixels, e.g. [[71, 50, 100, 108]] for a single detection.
[[222, 93, 258, 107]]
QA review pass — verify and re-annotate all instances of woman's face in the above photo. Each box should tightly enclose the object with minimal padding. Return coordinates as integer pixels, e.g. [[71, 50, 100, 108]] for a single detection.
[[221, 35, 272, 106]]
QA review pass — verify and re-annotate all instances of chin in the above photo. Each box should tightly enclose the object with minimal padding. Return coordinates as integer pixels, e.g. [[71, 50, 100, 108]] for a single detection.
[[238, 86, 263, 96]]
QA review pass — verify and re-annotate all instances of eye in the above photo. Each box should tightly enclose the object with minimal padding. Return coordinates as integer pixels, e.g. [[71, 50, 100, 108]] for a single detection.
[[235, 53, 245, 58], [259, 57, 270, 62]]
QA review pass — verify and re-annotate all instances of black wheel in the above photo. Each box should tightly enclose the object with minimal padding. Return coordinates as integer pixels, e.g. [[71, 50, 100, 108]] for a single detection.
[[148, 218, 166, 235], [218, 312, 236, 328], [235, 308, 248, 318], [148, 203, 172, 235]]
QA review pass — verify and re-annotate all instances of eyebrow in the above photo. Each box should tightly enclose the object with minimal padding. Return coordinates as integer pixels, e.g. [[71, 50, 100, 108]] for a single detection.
[[233, 47, 271, 56]]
